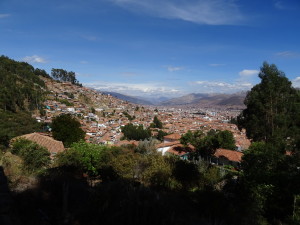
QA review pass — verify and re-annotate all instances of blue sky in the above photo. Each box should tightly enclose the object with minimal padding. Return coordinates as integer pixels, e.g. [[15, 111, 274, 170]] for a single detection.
[[1, 0, 300, 98]]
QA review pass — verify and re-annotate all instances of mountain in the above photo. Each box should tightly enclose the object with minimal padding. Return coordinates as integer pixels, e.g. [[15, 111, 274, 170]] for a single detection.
[[160, 92, 246, 108], [102, 91, 154, 105], [159, 93, 212, 105]]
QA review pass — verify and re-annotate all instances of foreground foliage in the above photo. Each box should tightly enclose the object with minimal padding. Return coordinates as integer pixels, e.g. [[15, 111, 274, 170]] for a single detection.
[[11, 138, 51, 172]]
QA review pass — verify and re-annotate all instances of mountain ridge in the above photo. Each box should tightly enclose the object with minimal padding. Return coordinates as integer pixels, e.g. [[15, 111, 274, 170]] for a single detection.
[[159, 92, 247, 108], [98, 90, 247, 109]]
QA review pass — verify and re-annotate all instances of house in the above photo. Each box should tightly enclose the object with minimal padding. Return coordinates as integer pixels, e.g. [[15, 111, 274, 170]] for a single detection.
[[13, 133, 65, 157], [156, 141, 194, 160], [213, 148, 243, 167]]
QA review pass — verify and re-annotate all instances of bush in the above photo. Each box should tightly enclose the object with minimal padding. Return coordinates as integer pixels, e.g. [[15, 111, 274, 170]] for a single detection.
[[11, 138, 50, 172]]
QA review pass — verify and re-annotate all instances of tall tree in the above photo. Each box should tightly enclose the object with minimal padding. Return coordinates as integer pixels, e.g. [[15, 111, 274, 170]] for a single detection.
[[150, 116, 163, 129], [216, 130, 236, 150], [236, 63, 300, 223], [237, 62, 300, 145], [52, 114, 85, 147], [51, 68, 81, 86], [121, 123, 151, 141]]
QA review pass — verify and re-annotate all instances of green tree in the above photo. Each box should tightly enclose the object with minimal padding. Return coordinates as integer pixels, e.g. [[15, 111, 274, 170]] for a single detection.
[[197, 135, 220, 158], [150, 116, 163, 129], [215, 130, 236, 150], [0, 56, 45, 112], [51, 68, 81, 86], [121, 123, 151, 141], [156, 130, 168, 141], [236, 62, 300, 223], [0, 111, 41, 141], [11, 138, 50, 172], [180, 130, 204, 147], [52, 114, 85, 147], [237, 62, 300, 145], [181, 130, 235, 157], [55, 141, 122, 179]]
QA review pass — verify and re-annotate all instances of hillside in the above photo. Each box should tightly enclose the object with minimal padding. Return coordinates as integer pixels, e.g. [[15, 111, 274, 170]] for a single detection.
[[0, 55, 46, 112], [160, 93, 212, 105], [102, 91, 154, 105], [160, 92, 246, 109], [0, 56, 47, 145]]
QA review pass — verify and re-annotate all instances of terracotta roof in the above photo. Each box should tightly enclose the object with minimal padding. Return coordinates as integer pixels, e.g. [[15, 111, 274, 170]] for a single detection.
[[15, 133, 65, 154], [163, 133, 181, 140], [214, 148, 243, 163], [166, 148, 187, 156]]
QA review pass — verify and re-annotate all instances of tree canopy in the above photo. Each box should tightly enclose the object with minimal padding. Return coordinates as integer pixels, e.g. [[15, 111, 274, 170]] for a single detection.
[[0, 56, 45, 145], [11, 138, 50, 172], [237, 62, 300, 223], [0, 55, 45, 112], [150, 116, 163, 129], [121, 123, 151, 141], [237, 62, 300, 145], [52, 114, 85, 147], [51, 68, 81, 86], [180, 129, 236, 157]]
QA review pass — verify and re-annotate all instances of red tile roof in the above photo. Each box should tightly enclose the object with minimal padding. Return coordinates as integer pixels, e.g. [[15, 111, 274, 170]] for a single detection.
[[214, 148, 243, 162], [14, 132, 65, 155], [164, 133, 181, 141]]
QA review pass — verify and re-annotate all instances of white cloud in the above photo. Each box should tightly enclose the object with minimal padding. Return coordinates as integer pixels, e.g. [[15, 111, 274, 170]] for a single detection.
[[167, 66, 184, 72], [84, 81, 182, 97], [22, 55, 47, 63], [109, 0, 244, 25], [0, 14, 10, 18], [292, 77, 300, 88], [239, 69, 259, 76], [209, 63, 225, 67], [191, 80, 253, 93], [276, 51, 298, 57]]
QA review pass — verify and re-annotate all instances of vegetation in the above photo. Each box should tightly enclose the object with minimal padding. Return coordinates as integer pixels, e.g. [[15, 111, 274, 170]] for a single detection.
[[52, 114, 85, 147], [150, 115, 163, 128], [135, 138, 160, 154], [0, 110, 41, 148], [236, 62, 300, 224], [156, 130, 168, 141], [237, 62, 300, 146], [11, 138, 50, 172], [121, 123, 151, 141], [0, 56, 45, 145], [51, 68, 81, 86], [0, 55, 45, 112], [180, 129, 236, 158]]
